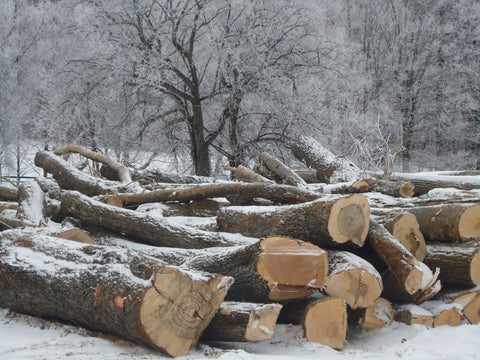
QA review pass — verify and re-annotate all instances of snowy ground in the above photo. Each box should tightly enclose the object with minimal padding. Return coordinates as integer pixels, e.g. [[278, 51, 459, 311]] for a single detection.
[[1, 307, 480, 360]]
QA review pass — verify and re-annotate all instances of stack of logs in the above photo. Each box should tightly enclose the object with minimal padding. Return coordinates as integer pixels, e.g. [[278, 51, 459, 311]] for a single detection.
[[1, 138, 480, 357]]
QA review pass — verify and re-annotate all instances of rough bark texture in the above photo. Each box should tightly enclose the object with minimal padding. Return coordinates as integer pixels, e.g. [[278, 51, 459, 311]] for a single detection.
[[54, 190, 255, 249], [424, 243, 480, 287], [329, 179, 414, 198], [0, 231, 232, 357], [406, 204, 480, 242], [277, 294, 347, 350], [16, 180, 47, 225], [291, 136, 361, 183], [54, 145, 132, 183], [295, 169, 320, 184], [394, 304, 434, 327], [0, 185, 18, 201], [202, 302, 282, 342], [324, 250, 383, 309], [349, 298, 394, 329], [391, 174, 480, 196], [258, 152, 307, 187], [217, 195, 370, 248], [136, 199, 225, 218]]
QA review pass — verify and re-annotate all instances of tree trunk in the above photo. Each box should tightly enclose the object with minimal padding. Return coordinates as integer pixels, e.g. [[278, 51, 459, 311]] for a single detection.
[[449, 291, 480, 325], [224, 165, 274, 184], [137, 199, 225, 218], [202, 302, 282, 343], [258, 152, 307, 187], [423, 243, 480, 287], [291, 136, 361, 183], [295, 169, 320, 184], [405, 204, 480, 242], [323, 250, 383, 309], [0, 231, 232, 357], [217, 194, 370, 248], [394, 304, 434, 327], [0, 185, 18, 201], [277, 294, 347, 350], [349, 298, 394, 329], [327, 179, 414, 198], [16, 180, 47, 226], [94, 235, 329, 303]]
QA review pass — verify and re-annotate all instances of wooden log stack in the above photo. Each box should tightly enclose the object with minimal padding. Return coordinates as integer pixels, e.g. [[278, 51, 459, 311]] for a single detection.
[[1, 141, 480, 357]]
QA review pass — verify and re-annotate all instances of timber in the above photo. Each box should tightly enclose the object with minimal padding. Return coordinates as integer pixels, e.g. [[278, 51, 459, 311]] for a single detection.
[[291, 136, 361, 183], [0, 231, 232, 357], [0, 185, 18, 201], [349, 298, 394, 329], [277, 294, 347, 350], [406, 204, 480, 242], [224, 165, 274, 183], [423, 243, 480, 287], [202, 302, 282, 342], [323, 250, 383, 309], [258, 152, 307, 187], [328, 179, 414, 198], [16, 180, 47, 225], [450, 291, 480, 324], [394, 304, 434, 327], [391, 174, 480, 196], [217, 194, 370, 248], [421, 301, 462, 327]]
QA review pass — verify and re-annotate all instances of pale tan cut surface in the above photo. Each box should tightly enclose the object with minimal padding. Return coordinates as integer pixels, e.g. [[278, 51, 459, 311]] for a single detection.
[[140, 267, 228, 357], [258, 237, 328, 288], [304, 298, 347, 350], [391, 213, 427, 261], [434, 308, 462, 327], [268, 283, 315, 301], [470, 249, 480, 286], [361, 298, 394, 329], [462, 293, 480, 324], [403, 264, 423, 295], [399, 182, 415, 197], [411, 314, 434, 327], [58, 229, 94, 244], [328, 194, 369, 245], [245, 304, 282, 342], [107, 195, 124, 208], [458, 204, 480, 241], [324, 269, 382, 309]]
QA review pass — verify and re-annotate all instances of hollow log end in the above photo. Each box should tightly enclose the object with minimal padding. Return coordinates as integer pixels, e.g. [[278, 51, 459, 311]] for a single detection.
[[391, 212, 427, 261], [244, 304, 282, 342], [140, 267, 231, 357], [328, 194, 370, 246], [304, 297, 347, 350], [459, 205, 480, 242], [257, 236, 329, 294]]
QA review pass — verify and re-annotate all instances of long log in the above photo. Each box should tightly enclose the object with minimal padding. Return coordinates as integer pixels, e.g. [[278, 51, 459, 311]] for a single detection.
[[277, 294, 347, 350], [323, 250, 383, 309], [217, 194, 370, 248], [53, 190, 256, 249], [349, 298, 394, 329], [423, 243, 480, 287], [136, 199, 225, 218], [258, 152, 307, 187], [0, 185, 18, 201], [391, 173, 480, 196], [202, 302, 282, 343], [406, 204, 480, 242], [0, 230, 232, 357], [448, 290, 480, 324], [94, 235, 329, 303], [0, 214, 36, 230], [421, 301, 463, 327], [16, 180, 47, 226], [224, 165, 274, 184], [291, 136, 361, 183], [53, 144, 132, 183], [326, 179, 414, 198]]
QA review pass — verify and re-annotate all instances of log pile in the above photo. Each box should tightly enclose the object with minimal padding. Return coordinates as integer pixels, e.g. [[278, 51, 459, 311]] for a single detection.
[[1, 141, 480, 357]]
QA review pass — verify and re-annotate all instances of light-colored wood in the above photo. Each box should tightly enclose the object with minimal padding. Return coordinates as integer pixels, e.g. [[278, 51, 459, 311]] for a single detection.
[[106, 195, 123, 208], [460, 293, 480, 324], [323, 250, 383, 309], [433, 308, 462, 327], [225, 165, 274, 184], [352, 298, 394, 329], [394, 304, 434, 327], [259, 152, 307, 187], [57, 228, 94, 244], [267, 284, 315, 301]]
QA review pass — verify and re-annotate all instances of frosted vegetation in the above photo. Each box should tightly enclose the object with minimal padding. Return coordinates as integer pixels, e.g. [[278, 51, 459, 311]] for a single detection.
[[1, 0, 479, 178]]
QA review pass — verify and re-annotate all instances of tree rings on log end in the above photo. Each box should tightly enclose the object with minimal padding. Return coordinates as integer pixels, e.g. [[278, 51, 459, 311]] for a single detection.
[[459, 204, 480, 242], [389, 213, 427, 261], [304, 297, 347, 350], [470, 249, 480, 286], [403, 266, 424, 295], [140, 267, 231, 357], [360, 298, 394, 329], [328, 194, 369, 246], [462, 294, 480, 324], [434, 308, 462, 327], [257, 237, 329, 297], [244, 304, 282, 342]]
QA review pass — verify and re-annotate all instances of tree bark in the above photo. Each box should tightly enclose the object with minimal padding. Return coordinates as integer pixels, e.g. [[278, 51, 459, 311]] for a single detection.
[[0, 231, 232, 357], [394, 304, 434, 327], [224, 165, 274, 184], [217, 194, 370, 248], [291, 136, 361, 183], [423, 243, 480, 287], [405, 204, 480, 242], [277, 294, 347, 350], [349, 298, 394, 329], [323, 250, 383, 309], [421, 301, 463, 327], [327, 179, 414, 198], [258, 152, 307, 187], [448, 291, 480, 325], [202, 302, 282, 343], [16, 180, 47, 226], [0, 185, 18, 201]]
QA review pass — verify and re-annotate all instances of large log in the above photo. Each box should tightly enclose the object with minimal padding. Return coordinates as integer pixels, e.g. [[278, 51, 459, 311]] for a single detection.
[[202, 302, 282, 342], [53, 190, 256, 249], [277, 294, 347, 350], [0, 231, 232, 357], [406, 204, 480, 242], [217, 194, 370, 248], [391, 173, 480, 196], [291, 136, 361, 183], [16, 180, 47, 226], [446, 290, 480, 324], [95, 235, 329, 303], [394, 304, 434, 327], [258, 152, 307, 187], [0, 185, 18, 201], [423, 243, 480, 287], [421, 301, 463, 327], [53, 144, 132, 183], [349, 298, 394, 329], [326, 179, 414, 198], [323, 250, 383, 309]]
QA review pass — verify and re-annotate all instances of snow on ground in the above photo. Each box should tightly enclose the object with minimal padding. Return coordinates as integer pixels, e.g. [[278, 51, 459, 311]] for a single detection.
[[1, 307, 480, 360]]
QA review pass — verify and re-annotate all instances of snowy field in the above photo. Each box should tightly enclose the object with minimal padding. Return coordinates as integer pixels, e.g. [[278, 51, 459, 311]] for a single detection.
[[1, 307, 480, 360]]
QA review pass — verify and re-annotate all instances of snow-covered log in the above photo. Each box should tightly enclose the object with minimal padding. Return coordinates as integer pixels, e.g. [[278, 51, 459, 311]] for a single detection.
[[291, 136, 361, 183], [224, 165, 274, 184], [16, 180, 47, 226], [217, 194, 370, 248], [258, 152, 307, 187], [328, 179, 414, 198], [0, 231, 232, 357], [0, 185, 18, 201], [391, 173, 480, 196]]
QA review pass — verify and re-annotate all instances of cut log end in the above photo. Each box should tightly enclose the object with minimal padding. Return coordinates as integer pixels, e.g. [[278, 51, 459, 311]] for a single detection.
[[360, 298, 395, 329], [328, 194, 370, 246], [434, 308, 462, 327], [471, 250, 480, 286], [244, 304, 282, 342], [459, 205, 480, 241], [398, 182, 415, 198], [389, 213, 427, 261], [57, 229, 94, 244], [257, 237, 329, 300], [304, 298, 347, 350], [403, 265, 424, 295], [140, 268, 231, 357]]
